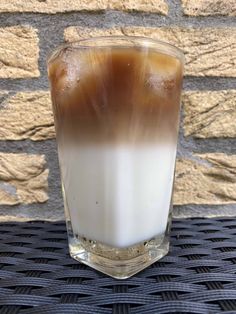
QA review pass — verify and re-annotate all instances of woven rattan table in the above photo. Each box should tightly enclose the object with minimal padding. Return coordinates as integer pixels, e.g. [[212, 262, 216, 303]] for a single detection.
[[0, 218, 236, 313]]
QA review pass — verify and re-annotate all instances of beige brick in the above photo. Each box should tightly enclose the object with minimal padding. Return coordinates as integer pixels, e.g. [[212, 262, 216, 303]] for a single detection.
[[109, 0, 168, 14], [183, 90, 236, 138], [174, 154, 236, 205], [0, 0, 168, 14], [182, 0, 236, 16], [64, 26, 236, 77], [0, 26, 39, 78], [0, 153, 48, 205], [0, 91, 55, 141], [0, 0, 107, 13]]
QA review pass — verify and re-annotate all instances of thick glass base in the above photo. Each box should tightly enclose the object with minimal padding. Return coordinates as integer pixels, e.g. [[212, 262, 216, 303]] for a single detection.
[[68, 232, 169, 279]]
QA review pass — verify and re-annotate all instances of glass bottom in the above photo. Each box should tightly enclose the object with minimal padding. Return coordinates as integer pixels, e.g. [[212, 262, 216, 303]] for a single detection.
[[68, 230, 169, 279]]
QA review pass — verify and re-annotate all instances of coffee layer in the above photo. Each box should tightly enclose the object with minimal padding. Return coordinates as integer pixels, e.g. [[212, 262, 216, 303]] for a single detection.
[[48, 46, 183, 144]]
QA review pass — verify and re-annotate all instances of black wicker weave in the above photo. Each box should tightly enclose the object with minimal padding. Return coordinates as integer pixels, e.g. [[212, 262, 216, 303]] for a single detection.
[[0, 218, 236, 313]]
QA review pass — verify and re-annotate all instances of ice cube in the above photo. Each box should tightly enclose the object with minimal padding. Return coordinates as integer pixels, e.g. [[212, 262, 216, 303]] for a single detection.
[[145, 51, 182, 96]]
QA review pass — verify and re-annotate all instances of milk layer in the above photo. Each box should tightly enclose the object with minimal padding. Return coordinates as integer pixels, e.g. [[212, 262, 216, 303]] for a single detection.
[[60, 143, 176, 248]]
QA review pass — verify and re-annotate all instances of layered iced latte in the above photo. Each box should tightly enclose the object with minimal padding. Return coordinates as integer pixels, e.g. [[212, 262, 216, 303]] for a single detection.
[[48, 37, 184, 278]]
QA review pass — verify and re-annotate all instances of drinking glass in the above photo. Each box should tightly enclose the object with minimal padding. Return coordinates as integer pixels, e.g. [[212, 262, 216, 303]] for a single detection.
[[47, 36, 184, 279]]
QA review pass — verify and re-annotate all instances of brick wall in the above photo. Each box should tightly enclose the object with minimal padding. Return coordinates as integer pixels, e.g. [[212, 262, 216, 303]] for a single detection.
[[0, 0, 235, 221]]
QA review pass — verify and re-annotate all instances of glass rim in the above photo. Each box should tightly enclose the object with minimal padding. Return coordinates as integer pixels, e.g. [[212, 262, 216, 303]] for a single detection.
[[47, 35, 185, 65]]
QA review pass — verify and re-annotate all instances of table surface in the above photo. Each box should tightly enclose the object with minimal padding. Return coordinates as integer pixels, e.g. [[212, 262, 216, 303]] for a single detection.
[[0, 218, 236, 313]]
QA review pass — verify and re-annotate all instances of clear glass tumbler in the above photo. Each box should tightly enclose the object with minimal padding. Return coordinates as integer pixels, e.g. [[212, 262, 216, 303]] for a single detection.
[[47, 36, 184, 279]]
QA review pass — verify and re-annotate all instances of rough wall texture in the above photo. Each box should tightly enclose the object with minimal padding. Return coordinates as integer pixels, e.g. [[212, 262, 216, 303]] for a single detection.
[[0, 0, 235, 221], [0, 153, 48, 205], [0, 91, 54, 141], [182, 0, 236, 17], [0, 26, 39, 78]]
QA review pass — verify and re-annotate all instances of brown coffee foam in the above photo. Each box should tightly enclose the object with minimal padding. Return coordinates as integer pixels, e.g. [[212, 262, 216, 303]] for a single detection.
[[48, 46, 183, 144]]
